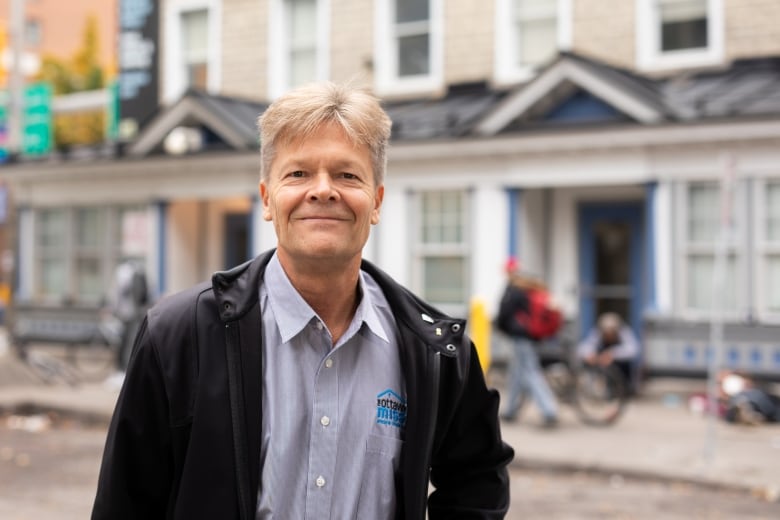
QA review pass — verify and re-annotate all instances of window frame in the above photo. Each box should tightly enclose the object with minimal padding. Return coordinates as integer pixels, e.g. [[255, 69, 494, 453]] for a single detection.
[[676, 180, 747, 319], [163, 0, 222, 103], [494, 0, 572, 86], [754, 178, 780, 321], [374, 0, 444, 97], [32, 206, 149, 305], [411, 189, 471, 316], [636, 0, 724, 72], [268, 0, 331, 99]]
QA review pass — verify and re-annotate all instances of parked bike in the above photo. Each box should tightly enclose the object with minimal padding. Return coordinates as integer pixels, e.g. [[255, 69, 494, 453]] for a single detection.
[[12, 307, 122, 385]]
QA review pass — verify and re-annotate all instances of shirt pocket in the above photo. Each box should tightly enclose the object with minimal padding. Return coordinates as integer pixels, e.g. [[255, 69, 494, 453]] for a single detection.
[[356, 433, 404, 520]]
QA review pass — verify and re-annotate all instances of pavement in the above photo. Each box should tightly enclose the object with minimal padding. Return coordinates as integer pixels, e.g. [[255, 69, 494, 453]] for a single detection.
[[1, 329, 779, 502]]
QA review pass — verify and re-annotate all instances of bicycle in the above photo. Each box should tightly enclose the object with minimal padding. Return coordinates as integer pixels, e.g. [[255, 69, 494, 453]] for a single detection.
[[489, 333, 629, 426], [12, 308, 123, 386], [538, 338, 629, 426]]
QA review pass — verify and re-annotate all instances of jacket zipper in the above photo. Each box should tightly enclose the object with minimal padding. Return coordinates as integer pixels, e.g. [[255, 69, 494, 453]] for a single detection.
[[418, 350, 441, 518], [224, 322, 251, 520]]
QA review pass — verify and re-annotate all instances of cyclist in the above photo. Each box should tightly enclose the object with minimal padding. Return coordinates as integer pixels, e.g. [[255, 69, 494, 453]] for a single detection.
[[576, 312, 640, 395]]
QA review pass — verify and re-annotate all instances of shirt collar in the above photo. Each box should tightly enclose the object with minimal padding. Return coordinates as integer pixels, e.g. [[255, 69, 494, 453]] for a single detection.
[[264, 253, 389, 344]]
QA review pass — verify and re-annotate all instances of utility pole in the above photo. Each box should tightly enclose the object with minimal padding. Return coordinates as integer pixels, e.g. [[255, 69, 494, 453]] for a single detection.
[[8, 0, 25, 158]]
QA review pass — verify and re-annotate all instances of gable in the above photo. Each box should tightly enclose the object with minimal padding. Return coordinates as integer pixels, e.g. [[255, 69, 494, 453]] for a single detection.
[[544, 90, 626, 123], [127, 90, 266, 157], [475, 53, 666, 135]]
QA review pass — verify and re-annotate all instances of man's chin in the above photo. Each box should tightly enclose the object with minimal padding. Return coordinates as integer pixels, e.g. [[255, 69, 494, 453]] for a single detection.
[[281, 244, 362, 265]]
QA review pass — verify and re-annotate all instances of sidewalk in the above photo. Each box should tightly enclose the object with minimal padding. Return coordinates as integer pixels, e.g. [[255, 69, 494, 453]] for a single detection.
[[500, 378, 780, 500], [1, 339, 779, 501]]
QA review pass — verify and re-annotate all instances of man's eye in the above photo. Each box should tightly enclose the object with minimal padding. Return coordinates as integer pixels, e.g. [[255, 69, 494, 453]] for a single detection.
[[341, 172, 358, 180], [289, 170, 305, 178]]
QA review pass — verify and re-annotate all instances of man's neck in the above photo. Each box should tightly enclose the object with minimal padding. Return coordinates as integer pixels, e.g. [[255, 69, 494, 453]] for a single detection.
[[277, 253, 362, 343]]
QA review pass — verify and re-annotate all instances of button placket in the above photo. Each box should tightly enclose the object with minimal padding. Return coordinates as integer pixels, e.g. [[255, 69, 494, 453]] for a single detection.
[[306, 348, 339, 516]]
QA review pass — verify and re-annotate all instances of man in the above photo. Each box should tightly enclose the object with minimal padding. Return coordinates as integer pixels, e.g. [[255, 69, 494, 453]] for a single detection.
[[496, 258, 559, 427], [576, 312, 641, 394], [112, 259, 149, 372], [92, 81, 513, 519]]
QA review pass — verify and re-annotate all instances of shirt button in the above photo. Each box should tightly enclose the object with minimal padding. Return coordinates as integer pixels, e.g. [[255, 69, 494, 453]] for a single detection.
[[324, 358, 333, 368], [320, 416, 331, 427], [315, 475, 326, 487], [315, 321, 323, 330]]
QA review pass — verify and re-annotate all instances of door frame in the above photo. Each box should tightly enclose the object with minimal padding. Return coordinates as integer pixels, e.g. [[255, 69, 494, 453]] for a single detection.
[[577, 202, 644, 340]]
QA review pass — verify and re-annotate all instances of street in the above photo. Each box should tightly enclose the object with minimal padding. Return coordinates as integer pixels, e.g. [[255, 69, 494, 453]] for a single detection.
[[1, 412, 779, 519]]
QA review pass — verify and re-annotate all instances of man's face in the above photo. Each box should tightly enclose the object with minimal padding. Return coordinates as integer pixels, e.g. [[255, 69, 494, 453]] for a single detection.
[[602, 329, 619, 344], [260, 122, 384, 268]]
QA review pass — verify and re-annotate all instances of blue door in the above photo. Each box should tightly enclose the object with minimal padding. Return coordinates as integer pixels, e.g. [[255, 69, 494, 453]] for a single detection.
[[578, 203, 644, 340]]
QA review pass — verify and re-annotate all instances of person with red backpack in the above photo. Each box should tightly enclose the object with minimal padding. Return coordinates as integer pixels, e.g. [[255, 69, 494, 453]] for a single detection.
[[497, 258, 560, 427]]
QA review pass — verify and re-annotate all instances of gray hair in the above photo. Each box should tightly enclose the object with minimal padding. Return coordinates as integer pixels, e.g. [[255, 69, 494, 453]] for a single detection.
[[598, 312, 623, 333], [257, 81, 392, 186]]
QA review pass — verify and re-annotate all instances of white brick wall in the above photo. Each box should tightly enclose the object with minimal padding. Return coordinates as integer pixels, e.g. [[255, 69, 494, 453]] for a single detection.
[[213, 0, 780, 99], [220, 0, 267, 98]]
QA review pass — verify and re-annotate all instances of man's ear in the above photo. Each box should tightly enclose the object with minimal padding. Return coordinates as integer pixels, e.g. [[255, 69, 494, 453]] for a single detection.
[[371, 185, 384, 225], [259, 181, 272, 221]]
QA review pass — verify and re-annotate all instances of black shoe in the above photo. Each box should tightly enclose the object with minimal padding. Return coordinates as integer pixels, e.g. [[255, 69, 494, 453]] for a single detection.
[[542, 416, 558, 429], [500, 413, 517, 423]]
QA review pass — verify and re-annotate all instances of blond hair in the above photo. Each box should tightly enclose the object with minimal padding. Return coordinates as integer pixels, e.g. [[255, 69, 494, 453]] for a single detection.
[[257, 81, 392, 185]]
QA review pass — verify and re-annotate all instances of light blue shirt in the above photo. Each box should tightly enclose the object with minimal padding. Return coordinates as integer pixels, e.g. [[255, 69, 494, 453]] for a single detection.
[[256, 253, 405, 520]]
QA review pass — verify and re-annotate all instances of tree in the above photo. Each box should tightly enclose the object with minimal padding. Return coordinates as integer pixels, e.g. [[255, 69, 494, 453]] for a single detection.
[[35, 15, 107, 148]]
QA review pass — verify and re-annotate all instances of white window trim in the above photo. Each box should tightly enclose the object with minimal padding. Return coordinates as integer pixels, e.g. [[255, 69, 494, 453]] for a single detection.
[[676, 179, 747, 320], [163, 0, 222, 103], [636, 0, 724, 72], [754, 178, 780, 322], [494, 0, 573, 86], [374, 0, 444, 97], [410, 189, 471, 316], [268, 0, 331, 100]]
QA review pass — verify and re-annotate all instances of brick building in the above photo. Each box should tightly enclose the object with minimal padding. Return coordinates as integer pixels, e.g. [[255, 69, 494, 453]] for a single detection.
[[4, 0, 780, 377]]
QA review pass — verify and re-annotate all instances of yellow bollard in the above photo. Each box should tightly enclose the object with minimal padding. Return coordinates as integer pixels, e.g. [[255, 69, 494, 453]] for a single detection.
[[469, 297, 491, 375]]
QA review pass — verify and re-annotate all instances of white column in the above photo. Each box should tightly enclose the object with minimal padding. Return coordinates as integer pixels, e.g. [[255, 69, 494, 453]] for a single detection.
[[471, 185, 510, 316]]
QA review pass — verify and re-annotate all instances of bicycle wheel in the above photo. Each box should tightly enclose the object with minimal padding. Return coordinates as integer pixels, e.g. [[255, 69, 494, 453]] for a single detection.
[[544, 361, 576, 404], [571, 364, 628, 426], [70, 336, 116, 381]]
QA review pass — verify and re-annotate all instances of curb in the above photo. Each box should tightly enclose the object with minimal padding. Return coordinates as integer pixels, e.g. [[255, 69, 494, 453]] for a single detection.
[[0, 400, 112, 427], [510, 457, 780, 502]]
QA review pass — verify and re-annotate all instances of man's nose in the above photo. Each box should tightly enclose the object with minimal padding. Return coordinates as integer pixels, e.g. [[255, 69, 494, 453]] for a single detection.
[[309, 172, 338, 201]]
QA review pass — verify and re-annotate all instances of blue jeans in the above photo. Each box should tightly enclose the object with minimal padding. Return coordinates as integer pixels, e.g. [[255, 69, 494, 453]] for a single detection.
[[502, 337, 558, 420]]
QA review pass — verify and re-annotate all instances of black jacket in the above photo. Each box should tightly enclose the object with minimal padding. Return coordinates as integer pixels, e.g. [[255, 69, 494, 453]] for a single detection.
[[496, 283, 532, 339], [92, 250, 514, 519]]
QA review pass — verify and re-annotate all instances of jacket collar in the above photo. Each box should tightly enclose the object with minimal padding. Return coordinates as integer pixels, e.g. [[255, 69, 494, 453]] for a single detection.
[[211, 249, 466, 354]]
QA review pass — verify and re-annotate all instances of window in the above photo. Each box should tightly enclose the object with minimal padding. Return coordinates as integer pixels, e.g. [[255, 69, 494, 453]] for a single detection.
[[682, 183, 740, 313], [268, 0, 329, 98], [36, 209, 68, 300], [395, 0, 430, 77], [375, 0, 443, 96], [413, 190, 470, 313], [637, 0, 723, 71], [762, 183, 780, 314], [287, 0, 317, 86], [33, 206, 148, 304], [495, 0, 572, 84], [163, 0, 221, 102], [514, 0, 557, 67], [181, 9, 209, 90], [659, 0, 707, 51], [74, 208, 107, 299]]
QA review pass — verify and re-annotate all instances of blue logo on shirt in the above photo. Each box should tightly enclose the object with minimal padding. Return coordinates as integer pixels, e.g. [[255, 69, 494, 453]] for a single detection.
[[376, 389, 407, 428]]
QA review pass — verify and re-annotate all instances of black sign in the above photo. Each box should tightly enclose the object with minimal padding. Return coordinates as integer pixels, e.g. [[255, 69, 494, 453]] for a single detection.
[[118, 0, 159, 141]]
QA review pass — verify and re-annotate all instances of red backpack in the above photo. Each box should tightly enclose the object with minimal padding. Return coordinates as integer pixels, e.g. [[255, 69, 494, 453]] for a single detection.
[[516, 289, 562, 340]]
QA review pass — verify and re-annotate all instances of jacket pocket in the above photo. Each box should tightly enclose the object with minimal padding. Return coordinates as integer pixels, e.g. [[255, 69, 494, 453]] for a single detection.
[[355, 433, 404, 520]]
